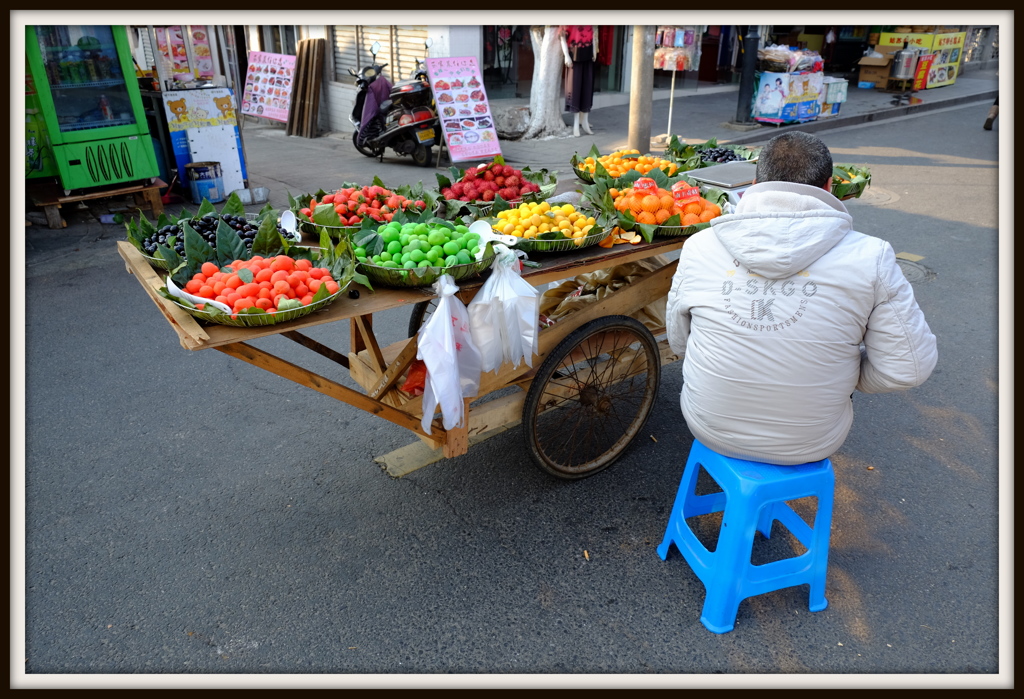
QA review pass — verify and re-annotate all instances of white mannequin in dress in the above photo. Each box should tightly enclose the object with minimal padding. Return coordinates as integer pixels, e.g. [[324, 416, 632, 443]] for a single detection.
[[560, 26, 599, 137]]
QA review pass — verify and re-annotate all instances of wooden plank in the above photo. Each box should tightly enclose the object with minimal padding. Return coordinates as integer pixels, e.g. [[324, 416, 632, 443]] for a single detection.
[[213, 341, 443, 442], [442, 397, 472, 458], [375, 391, 526, 477], [281, 330, 350, 368], [353, 315, 385, 372], [116, 241, 210, 349], [43, 205, 64, 229], [309, 39, 324, 138], [368, 336, 419, 400], [29, 178, 166, 209]]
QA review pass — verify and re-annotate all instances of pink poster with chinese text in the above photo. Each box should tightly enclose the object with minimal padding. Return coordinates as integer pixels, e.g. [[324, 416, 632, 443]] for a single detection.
[[241, 51, 297, 124], [425, 56, 501, 162]]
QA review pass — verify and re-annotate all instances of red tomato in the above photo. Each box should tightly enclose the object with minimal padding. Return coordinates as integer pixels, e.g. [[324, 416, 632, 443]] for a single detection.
[[322, 194, 335, 204]]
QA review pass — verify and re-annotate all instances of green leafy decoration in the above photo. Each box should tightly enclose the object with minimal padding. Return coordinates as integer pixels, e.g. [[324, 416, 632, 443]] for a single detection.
[[154, 242, 184, 272], [220, 191, 247, 216], [176, 208, 194, 222], [195, 198, 217, 217], [353, 227, 384, 257], [215, 219, 248, 266], [236, 267, 254, 284], [311, 202, 344, 228], [251, 212, 286, 258]]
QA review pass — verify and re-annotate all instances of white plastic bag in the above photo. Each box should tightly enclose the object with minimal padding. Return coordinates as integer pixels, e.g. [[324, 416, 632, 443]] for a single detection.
[[418, 274, 483, 435], [468, 243, 541, 373]]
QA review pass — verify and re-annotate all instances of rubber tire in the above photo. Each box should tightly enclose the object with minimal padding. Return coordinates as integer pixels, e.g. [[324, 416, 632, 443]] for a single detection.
[[407, 299, 438, 338], [412, 144, 434, 167], [523, 315, 661, 479], [353, 119, 382, 158]]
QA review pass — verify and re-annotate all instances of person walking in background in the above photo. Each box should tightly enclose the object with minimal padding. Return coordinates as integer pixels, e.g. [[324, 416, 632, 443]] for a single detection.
[[983, 96, 998, 130], [665, 131, 937, 466]]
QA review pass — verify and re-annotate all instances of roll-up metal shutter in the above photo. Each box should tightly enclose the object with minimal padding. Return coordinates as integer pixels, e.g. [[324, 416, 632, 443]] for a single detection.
[[332, 25, 428, 84]]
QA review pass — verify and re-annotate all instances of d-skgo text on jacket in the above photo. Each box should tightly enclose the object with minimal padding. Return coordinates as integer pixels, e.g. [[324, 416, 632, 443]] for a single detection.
[[666, 181, 938, 465]]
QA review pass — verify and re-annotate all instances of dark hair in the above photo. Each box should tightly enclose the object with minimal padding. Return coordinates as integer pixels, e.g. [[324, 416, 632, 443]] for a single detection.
[[755, 131, 833, 187]]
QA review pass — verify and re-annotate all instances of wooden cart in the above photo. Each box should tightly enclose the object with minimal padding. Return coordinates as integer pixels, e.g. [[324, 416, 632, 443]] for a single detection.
[[117, 235, 687, 479]]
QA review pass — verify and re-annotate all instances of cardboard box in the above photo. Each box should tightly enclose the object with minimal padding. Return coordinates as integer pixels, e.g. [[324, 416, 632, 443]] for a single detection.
[[858, 54, 893, 85]]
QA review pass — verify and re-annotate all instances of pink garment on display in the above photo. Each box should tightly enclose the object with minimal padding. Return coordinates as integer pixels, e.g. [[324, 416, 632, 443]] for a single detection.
[[562, 25, 594, 48]]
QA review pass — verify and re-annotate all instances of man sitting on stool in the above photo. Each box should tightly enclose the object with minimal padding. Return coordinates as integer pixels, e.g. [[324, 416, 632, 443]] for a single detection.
[[665, 131, 937, 465]]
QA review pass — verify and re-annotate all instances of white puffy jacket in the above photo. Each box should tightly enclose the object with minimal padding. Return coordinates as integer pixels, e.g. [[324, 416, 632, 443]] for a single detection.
[[666, 181, 937, 465]]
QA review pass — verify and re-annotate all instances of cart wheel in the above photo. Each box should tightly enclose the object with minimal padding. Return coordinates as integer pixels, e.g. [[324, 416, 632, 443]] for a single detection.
[[523, 315, 661, 479], [407, 298, 439, 337]]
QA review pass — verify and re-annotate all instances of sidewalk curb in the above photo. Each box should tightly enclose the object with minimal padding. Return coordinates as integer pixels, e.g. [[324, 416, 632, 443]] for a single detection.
[[723, 89, 998, 145]]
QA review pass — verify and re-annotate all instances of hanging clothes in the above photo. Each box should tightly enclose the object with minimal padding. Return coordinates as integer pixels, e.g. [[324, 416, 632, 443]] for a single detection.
[[598, 25, 614, 66]]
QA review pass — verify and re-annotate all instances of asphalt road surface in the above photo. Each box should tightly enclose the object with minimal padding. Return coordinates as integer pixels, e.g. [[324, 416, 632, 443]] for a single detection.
[[18, 101, 1006, 688]]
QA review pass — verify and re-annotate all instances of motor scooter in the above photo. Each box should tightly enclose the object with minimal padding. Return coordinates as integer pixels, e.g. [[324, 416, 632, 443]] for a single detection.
[[350, 39, 439, 167]]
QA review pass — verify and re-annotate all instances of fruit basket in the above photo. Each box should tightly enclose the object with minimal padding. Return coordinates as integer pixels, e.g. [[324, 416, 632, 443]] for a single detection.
[[665, 136, 761, 174], [433, 155, 556, 220], [125, 194, 284, 271], [511, 225, 608, 253], [358, 252, 495, 288], [571, 146, 681, 184], [651, 222, 710, 238], [288, 179, 433, 238], [164, 285, 347, 328], [832, 164, 872, 200]]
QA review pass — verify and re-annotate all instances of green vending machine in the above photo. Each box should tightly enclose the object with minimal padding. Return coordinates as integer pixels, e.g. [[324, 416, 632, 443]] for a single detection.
[[25, 24, 160, 193]]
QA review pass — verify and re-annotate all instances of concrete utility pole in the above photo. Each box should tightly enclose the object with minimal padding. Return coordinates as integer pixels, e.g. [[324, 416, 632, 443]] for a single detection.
[[627, 25, 656, 153]]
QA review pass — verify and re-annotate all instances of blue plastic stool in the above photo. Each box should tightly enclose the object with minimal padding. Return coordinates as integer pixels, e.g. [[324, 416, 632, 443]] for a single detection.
[[657, 438, 834, 634]]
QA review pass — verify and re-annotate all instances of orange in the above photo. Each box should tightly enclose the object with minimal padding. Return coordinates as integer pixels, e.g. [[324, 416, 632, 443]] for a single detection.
[[699, 209, 718, 223], [659, 193, 675, 210], [608, 187, 619, 199], [705, 203, 722, 217], [641, 194, 662, 213], [655, 208, 673, 224], [636, 211, 658, 225], [683, 201, 703, 216], [628, 195, 645, 216], [682, 212, 701, 226]]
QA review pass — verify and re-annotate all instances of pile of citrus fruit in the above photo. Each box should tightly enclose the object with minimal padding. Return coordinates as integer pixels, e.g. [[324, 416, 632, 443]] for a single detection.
[[577, 149, 679, 179], [610, 185, 722, 226], [182, 256, 341, 315], [492, 201, 597, 241]]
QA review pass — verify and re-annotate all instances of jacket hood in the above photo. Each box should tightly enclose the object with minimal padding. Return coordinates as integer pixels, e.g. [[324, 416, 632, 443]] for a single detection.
[[709, 181, 854, 279]]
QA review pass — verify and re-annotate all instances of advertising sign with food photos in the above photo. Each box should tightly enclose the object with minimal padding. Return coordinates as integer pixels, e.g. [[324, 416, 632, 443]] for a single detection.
[[154, 25, 214, 79], [425, 56, 501, 162], [240, 51, 297, 123]]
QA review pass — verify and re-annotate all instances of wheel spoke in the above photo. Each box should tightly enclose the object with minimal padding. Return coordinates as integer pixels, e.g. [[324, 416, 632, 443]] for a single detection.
[[525, 317, 660, 478]]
